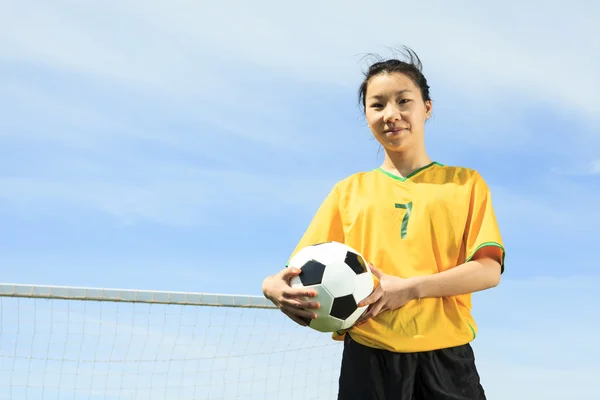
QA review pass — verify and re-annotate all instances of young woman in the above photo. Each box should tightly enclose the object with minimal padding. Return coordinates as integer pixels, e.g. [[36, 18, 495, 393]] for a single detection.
[[261, 48, 505, 400]]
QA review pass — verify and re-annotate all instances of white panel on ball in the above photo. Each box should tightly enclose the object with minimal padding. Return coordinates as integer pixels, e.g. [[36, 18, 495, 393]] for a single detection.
[[310, 285, 335, 318], [286, 246, 314, 269], [310, 312, 344, 332], [342, 304, 368, 330], [320, 261, 356, 298], [309, 242, 348, 265], [353, 272, 375, 304]]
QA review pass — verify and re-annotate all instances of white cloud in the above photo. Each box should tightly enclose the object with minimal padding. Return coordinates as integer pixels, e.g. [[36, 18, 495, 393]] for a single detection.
[[548, 157, 600, 177], [2, 0, 598, 125], [0, 1, 597, 236], [1, 144, 597, 229], [0, 79, 137, 149], [0, 70, 310, 155], [0, 158, 336, 226], [1, 0, 598, 167], [489, 177, 600, 238]]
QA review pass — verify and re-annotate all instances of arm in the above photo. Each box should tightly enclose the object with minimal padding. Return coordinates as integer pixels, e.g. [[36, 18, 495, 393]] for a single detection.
[[356, 247, 502, 324], [412, 171, 506, 299], [357, 173, 505, 323], [411, 246, 502, 299]]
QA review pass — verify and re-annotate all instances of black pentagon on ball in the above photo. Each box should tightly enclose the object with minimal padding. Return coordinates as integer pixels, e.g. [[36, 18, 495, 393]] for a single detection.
[[330, 294, 358, 320], [344, 251, 367, 275], [299, 260, 326, 286]]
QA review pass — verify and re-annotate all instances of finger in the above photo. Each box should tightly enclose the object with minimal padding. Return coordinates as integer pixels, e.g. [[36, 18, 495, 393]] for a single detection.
[[280, 266, 302, 279], [369, 264, 384, 279], [280, 297, 320, 310], [281, 306, 317, 321], [282, 287, 317, 298], [281, 309, 311, 327], [358, 287, 382, 307], [356, 302, 383, 325]]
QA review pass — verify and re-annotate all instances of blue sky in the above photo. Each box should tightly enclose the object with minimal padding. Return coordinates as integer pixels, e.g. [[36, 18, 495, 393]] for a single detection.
[[1, 0, 599, 398]]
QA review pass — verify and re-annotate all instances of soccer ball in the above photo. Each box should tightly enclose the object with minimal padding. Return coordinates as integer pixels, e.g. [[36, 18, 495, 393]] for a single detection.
[[288, 241, 375, 333]]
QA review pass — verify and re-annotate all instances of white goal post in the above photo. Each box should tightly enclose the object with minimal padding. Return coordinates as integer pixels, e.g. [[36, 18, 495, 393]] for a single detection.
[[0, 283, 342, 399]]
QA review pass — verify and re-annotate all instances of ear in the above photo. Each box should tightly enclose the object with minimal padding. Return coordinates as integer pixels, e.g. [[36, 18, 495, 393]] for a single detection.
[[424, 100, 433, 118]]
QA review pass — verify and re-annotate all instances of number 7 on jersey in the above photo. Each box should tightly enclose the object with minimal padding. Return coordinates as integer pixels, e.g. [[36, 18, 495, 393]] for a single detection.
[[394, 201, 412, 239]]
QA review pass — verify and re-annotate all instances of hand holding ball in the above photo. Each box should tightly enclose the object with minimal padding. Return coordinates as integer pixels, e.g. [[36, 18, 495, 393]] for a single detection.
[[287, 242, 375, 332]]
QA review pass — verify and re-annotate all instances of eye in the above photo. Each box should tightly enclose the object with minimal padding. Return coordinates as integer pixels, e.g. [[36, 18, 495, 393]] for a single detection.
[[399, 99, 411, 104], [370, 103, 383, 109]]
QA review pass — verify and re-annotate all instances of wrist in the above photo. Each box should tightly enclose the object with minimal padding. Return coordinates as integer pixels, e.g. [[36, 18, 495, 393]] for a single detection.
[[407, 275, 428, 300]]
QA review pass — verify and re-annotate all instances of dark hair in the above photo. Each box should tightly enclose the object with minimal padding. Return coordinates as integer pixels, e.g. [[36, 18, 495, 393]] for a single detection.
[[358, 46, 431, 112]]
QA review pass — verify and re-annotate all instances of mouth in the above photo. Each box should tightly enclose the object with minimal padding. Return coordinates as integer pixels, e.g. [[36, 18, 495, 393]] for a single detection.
[[383, 128, 407, 135]]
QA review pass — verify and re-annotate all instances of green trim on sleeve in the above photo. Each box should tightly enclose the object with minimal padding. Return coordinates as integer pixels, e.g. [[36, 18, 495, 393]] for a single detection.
[[466, 241, 506, 274], [467, 323, 477, 340]]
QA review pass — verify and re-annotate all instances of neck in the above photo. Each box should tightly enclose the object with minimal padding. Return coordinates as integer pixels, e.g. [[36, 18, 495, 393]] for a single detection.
[[381, 148, 432, 178]]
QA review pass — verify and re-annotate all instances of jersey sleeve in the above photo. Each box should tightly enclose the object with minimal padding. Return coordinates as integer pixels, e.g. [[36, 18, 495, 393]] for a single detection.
[[464, 172, 506, 273], [286, 185, 345, 266]]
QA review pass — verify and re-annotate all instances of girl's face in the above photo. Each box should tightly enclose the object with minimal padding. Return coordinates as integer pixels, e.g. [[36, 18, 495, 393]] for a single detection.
[[364, 72, 432, 153]]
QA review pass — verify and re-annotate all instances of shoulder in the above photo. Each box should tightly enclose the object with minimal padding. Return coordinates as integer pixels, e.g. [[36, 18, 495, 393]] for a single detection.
[[330, 170, 380, 192], [434, 162, 481, 180], [316, 171, 380, 206], [431, 163, 490, 188], [311, 172, 372, 206]]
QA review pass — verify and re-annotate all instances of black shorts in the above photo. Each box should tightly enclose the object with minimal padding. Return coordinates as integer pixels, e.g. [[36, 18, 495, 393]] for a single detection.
[[337, 333, 486, 400]]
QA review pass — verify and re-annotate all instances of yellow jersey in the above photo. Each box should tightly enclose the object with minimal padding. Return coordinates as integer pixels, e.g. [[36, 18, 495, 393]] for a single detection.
[[287, 162, 505, 352]]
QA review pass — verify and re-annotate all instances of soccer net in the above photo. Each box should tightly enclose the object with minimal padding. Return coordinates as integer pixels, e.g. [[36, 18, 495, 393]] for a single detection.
[[0, 283, 342, 400]]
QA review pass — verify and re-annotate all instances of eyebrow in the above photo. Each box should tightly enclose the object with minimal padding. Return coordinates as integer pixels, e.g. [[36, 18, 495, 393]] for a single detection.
[[368, 90, 412, 100]]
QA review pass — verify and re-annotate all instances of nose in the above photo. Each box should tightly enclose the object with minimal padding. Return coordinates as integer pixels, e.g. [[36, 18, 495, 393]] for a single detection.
[[383, 104, 401, 122]]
